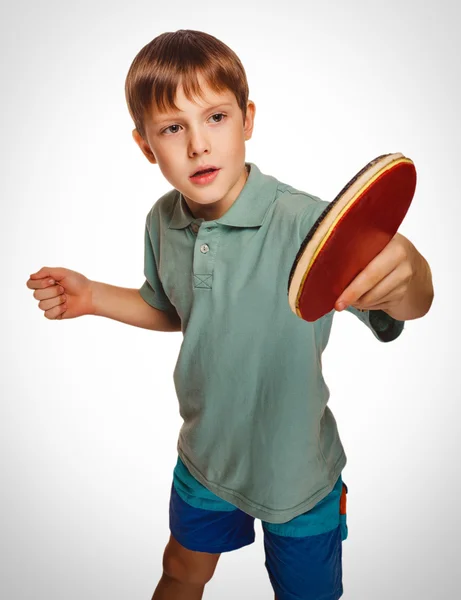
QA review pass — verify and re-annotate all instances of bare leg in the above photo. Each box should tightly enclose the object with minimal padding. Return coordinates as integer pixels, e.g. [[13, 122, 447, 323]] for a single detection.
[[152, 573, 205, 600], [151, 534, 221, 600]]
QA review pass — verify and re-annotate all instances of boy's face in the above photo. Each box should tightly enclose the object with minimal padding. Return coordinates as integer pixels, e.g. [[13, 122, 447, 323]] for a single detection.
[[133, 74, 255, 221]]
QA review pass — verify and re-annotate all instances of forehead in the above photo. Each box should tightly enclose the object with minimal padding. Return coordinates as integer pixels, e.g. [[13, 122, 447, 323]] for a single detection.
[[176, 82, 235, 109], [151, 74, 238, 122]]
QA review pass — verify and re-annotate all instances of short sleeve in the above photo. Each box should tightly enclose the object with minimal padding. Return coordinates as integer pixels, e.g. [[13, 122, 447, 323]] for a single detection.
[[139, 219, 176, 312], [346, 306, 405, 342], [297, 196, 330, 241]]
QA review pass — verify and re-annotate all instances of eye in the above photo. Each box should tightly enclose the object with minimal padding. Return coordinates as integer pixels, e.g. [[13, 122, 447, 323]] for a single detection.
[[162, 124, 181, 135], [209, 113, 226, 123], [161, 113, 226, 135]]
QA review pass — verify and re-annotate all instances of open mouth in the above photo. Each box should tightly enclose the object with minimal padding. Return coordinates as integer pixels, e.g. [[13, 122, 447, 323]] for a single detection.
[[192, 168, 218, 177]]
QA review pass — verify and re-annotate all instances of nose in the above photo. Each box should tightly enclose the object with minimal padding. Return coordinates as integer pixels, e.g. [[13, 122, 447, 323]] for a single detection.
[[188, 125, 210, 157]]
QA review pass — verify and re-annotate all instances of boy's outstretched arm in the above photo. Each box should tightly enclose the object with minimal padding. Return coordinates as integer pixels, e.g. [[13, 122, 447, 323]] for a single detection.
[[335, 233, 434, 321], [27, 267, 181, 332], [91, 281, 181, 332]]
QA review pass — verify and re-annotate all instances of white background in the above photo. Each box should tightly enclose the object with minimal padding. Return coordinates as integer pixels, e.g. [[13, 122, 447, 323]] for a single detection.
[[2, 0, 460, 598]]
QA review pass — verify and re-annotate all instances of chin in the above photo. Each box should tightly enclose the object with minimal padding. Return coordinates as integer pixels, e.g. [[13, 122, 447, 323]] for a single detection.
[[191, 194, 222, 206], [187, 182, 227, 202]]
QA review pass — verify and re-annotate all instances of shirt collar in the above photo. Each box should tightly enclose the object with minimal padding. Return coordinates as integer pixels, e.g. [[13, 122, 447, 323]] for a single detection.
[[168, 162, 279, 229]]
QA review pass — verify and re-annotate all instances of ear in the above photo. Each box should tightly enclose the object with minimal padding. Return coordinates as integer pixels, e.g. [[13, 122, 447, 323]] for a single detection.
[[243, 100, 256, 141], [132, 129, 157, 164]]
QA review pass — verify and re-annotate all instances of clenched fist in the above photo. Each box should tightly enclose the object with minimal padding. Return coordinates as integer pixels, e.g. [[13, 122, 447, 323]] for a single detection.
[[26, 267, 95, 320]]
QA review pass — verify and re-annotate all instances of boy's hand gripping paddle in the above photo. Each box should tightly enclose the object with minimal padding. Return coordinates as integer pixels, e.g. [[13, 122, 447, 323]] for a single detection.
[[287, 153, 417, 322]]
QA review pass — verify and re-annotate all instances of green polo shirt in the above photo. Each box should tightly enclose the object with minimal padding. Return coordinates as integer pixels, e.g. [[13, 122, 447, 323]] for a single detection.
[[139, 162, 404, 524]]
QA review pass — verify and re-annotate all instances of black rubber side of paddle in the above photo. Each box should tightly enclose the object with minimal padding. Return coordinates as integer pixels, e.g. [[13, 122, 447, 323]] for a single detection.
[[287, 153, 392, 293]]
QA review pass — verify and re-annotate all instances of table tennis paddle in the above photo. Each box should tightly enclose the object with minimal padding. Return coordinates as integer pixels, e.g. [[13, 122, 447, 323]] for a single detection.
[[287, 152, 417, 322]]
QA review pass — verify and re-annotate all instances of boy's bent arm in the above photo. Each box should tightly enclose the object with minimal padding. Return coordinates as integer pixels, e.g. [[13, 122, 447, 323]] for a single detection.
[[90, 281, 181, 332]]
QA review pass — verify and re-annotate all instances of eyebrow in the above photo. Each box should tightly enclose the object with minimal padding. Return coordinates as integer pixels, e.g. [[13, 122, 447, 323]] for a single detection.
[[153, 103, 234, 126]]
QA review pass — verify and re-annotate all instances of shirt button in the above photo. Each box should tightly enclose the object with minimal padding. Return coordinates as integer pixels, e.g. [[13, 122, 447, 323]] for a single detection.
[[200, 244, 210, 254], [191, 223, 199, 234]]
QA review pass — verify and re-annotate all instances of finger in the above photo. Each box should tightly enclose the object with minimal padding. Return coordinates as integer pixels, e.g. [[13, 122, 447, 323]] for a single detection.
[[356, 302, 392, 311], [336, 266, 382, 309], [33, 285, 65, 301], [44, 301, 68, 320], [29, 267, 54, 280], [351, 267, 401, 308], [355, 283, 407, 311], [353, 257, 412, 309], [336, 244, 401, 308], [39, 293, 67, 312], [354, 286, 405, 311], [27, 277, 57, 290], [29, 266, 67, 282]]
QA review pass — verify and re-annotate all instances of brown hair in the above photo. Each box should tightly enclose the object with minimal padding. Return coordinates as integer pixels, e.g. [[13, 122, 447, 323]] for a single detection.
[[125, 29, 249, 141]]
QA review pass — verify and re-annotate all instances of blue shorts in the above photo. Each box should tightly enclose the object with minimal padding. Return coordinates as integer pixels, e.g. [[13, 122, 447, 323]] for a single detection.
[[169, 457, 348, 600]]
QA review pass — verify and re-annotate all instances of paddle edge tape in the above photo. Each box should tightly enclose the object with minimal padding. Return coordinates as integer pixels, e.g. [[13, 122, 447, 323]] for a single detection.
[[287, 153, 396, 296], [287, 154, 416, 318]]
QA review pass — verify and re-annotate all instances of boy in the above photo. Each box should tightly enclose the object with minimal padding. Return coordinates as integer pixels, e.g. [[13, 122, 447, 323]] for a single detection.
[[26, 29, 433, 600]]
